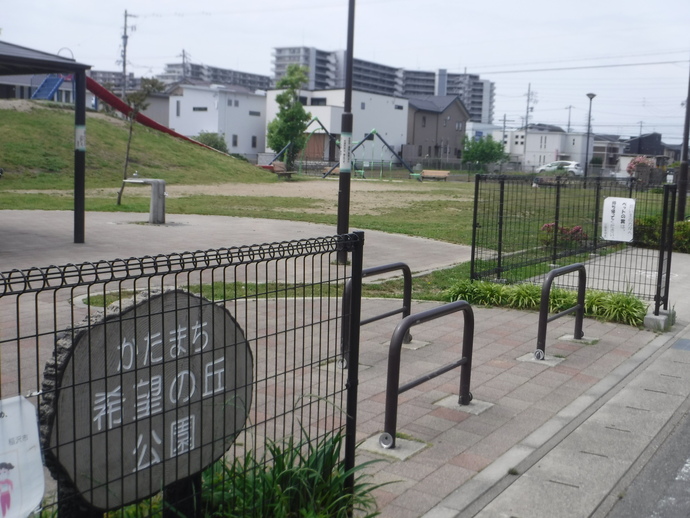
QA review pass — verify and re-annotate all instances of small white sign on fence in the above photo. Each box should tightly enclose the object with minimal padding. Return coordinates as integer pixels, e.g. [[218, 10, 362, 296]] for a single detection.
[[601, 197, 636, 242], [0, 396, 44, 518]]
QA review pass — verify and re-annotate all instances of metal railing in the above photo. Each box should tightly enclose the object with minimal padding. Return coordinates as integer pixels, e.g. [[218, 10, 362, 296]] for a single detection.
[[0, 234, 364, 517], [340, 262, 413, 366], [535, 263, 586, 360], [379, 301, 474, 449]]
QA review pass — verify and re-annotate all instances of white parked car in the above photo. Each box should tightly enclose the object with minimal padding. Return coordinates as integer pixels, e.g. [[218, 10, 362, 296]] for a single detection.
[[536, 161, 583, 176]]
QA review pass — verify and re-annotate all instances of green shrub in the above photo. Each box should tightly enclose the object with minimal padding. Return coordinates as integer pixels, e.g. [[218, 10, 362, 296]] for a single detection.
[[201, 431, 383, 518], [444, 280, 647, 327], [600, 292, 647, 326], [195, 131, 230, 153], [674, 220, 690, 253], [508, 283, 541, 309], [632, 215, 662, 248], [549, 288, 577, 313]]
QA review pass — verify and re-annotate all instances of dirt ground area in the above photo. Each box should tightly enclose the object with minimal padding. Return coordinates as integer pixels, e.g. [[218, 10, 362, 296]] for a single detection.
[[129, 179, 471, 215]]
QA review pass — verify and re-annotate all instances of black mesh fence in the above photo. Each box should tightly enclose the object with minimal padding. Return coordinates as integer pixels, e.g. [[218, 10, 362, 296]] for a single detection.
[[471, 175, 675, 306], [0, 234, 363, 517]]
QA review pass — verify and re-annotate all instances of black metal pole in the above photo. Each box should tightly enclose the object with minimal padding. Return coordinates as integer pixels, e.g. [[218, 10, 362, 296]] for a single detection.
[[74, 70, 86, 244], [337, 0, 356, 263], [583, 93, 595, 184], [676, 61, 690, 221]]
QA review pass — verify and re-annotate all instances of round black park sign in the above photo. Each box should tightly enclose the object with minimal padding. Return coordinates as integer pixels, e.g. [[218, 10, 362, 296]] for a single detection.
[[40, 290, 253, 511]]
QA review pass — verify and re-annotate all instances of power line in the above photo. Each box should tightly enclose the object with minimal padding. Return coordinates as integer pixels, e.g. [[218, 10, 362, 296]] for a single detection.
[[482, 60, 688, 76]]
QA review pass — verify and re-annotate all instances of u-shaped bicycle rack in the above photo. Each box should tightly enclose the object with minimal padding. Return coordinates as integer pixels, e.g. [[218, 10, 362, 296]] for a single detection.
[[379, 300, 474, 449], [535, 263, 586, 360], [341, 262, 413, 366]]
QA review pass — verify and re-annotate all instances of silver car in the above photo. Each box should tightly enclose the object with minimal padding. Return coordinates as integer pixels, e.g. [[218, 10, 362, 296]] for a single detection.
[[536, 161, 583, 176]]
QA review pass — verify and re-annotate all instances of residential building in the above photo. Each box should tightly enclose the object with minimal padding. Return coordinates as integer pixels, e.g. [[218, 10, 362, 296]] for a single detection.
[[592, 135, 626, 171], [494, 124, 592, 171], [271, 47, 494, 123], [624, 132, 664, 156], [158, 62, 271, 91], [89, 70, 139, 92], [0, 74, 75, 102], [403, 95, 469, 161], [264, 88, 409, 162], [141, 81, 267, 160], [272, 47, 334, 90], [465, 122, 502, 142]]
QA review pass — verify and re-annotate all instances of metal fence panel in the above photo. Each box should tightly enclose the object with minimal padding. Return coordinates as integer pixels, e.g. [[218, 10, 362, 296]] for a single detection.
[[0, 233, 363, 516], [471, 175, 676, 301]]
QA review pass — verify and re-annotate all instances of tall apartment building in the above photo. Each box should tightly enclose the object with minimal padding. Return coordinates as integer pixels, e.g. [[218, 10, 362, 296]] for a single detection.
[[272, 47, 494, 123], [158, 62, 271, 91], [89, 70, 140, 91]]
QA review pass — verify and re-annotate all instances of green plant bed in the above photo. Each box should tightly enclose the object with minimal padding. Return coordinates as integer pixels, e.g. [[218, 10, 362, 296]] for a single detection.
[[445, 280, 648, 327]]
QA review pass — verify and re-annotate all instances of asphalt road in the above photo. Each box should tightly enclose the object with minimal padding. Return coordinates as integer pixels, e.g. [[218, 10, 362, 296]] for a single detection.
[[607, 404, 690, 517]]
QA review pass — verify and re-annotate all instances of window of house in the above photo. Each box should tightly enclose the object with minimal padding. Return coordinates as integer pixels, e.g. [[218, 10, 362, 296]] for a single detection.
[[418, 145, 422, 156], [361, 102, 366, 110], [299, 96, 308, 105], [249, 110, 261, 116], [234, 100, 239, 107], [456, 122, 462, 131], [394, 104, 403, 110], [427, 146, 431, 156], [252, 136, 257, 148], [227, 99, 233, 106], [192, 107, 208, 112], [232, 134, 238, 147], [176, 100, 181, 116], [422, 116, 426, 128], [311, 98, 327, 106]]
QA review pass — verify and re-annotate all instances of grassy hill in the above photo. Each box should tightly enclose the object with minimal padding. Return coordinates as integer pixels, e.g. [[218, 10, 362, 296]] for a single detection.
[[0, 100, 275, 190]]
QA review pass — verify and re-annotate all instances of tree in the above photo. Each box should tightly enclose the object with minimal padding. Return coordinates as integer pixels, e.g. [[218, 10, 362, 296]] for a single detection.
[[266, 65, 311, 171], [462, 136, 507, 169], [117, 78, 166, 205], [195, 131, 229, 153]]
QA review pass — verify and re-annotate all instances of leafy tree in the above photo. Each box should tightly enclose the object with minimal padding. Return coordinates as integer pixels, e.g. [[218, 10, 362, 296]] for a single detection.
[[117, 77, 166, 205], [462, 136, 507, 169], [266, 65, 311, 171], [195, 131, 229, 153]]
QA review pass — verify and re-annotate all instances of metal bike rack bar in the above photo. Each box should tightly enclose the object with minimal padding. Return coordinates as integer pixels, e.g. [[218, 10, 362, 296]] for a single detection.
[[535, 263, 585, 360], [341, 262, 413, 365], [379, 300, 474, 449]]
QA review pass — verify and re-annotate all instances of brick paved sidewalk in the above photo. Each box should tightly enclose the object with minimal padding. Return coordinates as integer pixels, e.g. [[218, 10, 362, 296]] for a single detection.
[[352, 299, 657, 518]]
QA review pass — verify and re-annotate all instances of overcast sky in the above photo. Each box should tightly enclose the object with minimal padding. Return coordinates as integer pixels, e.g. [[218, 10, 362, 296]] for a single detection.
[[4, 0, 689, 143]]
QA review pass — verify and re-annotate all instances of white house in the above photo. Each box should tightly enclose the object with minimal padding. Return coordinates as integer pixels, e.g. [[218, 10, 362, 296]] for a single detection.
[[264, 88, 409, 162], [142, 82, 267, 160], [493, 124, 592, 172]]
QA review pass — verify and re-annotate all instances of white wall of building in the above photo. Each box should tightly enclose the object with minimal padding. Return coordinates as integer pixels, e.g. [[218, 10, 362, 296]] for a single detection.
[[163, 84, 266, 157], [265, 89, 409, 154], [493, 128, 592, 171]]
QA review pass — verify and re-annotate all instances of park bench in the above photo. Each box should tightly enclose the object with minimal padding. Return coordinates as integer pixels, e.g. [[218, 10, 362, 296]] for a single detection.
[[421, 170, 450, 181], [259, 161, 292, 179]]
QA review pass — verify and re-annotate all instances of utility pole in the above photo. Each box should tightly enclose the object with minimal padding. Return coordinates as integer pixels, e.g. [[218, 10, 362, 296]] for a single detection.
[[500, 114, 514, 173], [121, 10, 137, 100], [565, 105, 573, 133], [524, 83, 531, 171], [676, 56, 690, 221]]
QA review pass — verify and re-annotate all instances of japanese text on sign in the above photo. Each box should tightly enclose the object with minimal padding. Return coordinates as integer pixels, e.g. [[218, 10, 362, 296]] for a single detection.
[[601, 197, 635, 242]]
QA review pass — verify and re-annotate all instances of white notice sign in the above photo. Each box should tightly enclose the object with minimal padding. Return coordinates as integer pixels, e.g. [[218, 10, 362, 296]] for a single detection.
[[601, 197, 635, 242], [0, 396, 44, 518]]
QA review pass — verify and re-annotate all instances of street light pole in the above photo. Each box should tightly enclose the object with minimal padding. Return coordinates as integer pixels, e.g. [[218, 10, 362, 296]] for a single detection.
[[584, 93, 596, 180]]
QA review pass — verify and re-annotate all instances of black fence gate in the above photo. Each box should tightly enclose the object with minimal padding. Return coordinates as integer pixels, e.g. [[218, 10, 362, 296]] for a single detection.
[[471, 175, 675, 315], [0, 233, 364, 516]]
